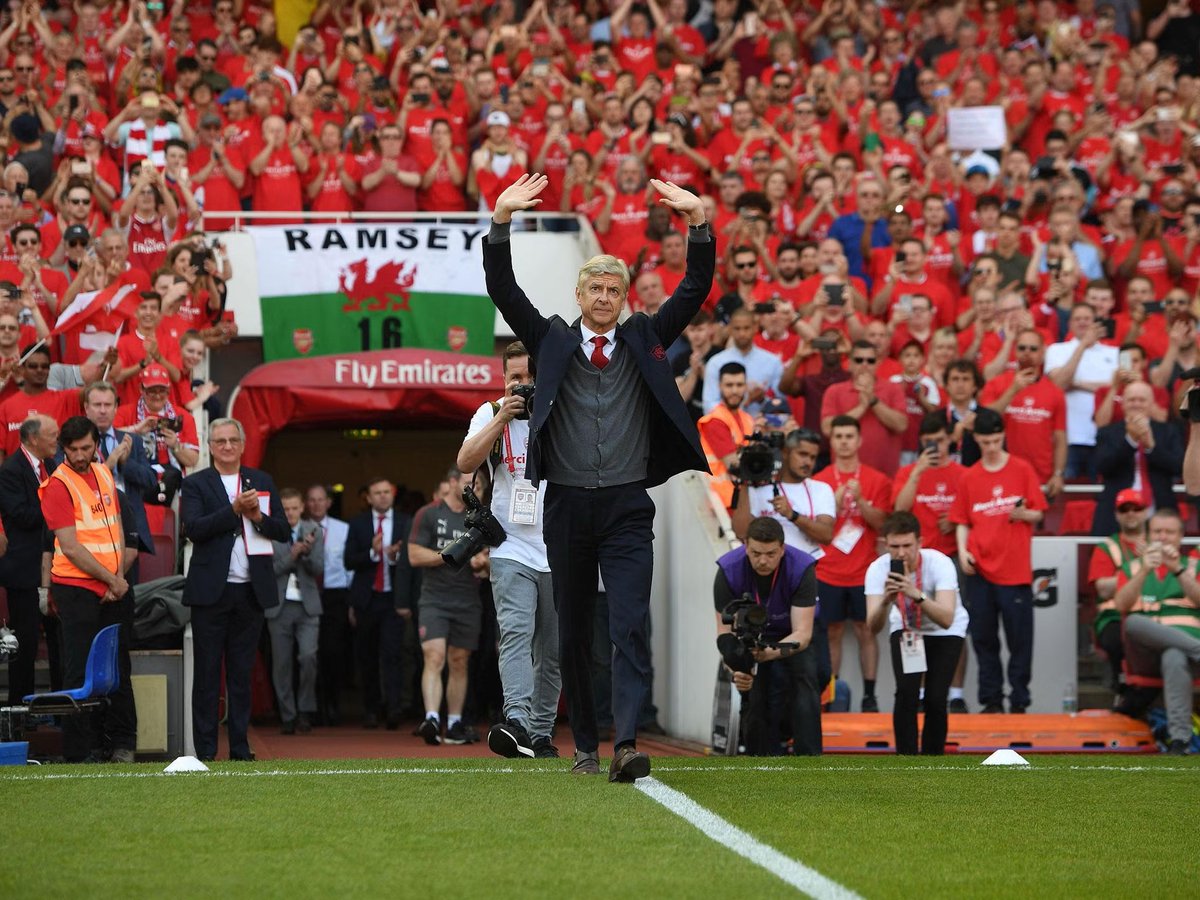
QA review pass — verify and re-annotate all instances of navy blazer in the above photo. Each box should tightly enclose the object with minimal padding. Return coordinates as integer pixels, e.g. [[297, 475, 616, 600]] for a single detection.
[[482, 232, 716, 487], [344, 506, 419, 611], [180, 465, 290, 610], [1090, 419, 1183, 536], [0, 449, 52, 589]]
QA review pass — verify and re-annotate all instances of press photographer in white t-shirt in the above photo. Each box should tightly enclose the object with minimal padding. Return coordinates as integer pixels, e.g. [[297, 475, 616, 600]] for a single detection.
[[865, 511, 969, 756], [458, 341, 561, 761], [730, 428, 836, 558]]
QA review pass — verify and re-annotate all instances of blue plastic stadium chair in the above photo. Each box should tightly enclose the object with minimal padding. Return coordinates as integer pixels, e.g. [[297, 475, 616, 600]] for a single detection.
[[21, 624, 121, 709]]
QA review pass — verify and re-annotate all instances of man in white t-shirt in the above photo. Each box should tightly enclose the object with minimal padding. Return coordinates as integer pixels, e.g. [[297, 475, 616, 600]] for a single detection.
[[457, 342, 561, 760], [731, 428, 835, 559], [1044, 303, 1118, 479], [865, 511, 969, 756]]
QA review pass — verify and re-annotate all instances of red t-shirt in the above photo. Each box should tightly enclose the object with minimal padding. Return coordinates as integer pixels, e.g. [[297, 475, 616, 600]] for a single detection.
[[361, 154, 419, 213], [819, 379, 908, 474], [811, 463, 893, 585], [413, 148, 468, 212], [892, 461, 966, 557], [949, 455, 1046, 585], [189, 143, 246, 230], [1, 389, 82, 454], [598, 190, 649, 267], [41, 469, 110, 597], [978, 372, 1066, 482], [251, 147, 304, 224]]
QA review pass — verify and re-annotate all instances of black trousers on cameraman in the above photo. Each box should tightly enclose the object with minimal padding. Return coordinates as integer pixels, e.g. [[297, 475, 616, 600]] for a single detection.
[[890, 632, 963, 755], [743, 647, 822, 756]]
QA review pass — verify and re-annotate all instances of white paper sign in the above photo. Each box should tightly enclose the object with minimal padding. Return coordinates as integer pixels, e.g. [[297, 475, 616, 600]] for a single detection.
[[947, 106, 1007, 151]]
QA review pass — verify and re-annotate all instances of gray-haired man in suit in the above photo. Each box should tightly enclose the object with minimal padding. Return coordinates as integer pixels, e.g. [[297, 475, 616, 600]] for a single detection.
[[268, 486, 325, 734]]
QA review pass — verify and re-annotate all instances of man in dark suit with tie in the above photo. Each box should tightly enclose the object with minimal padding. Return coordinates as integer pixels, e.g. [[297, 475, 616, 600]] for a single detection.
[[82, 381, 156, 558], [0, 414, 61, 703], [1091, 381, 1183, 537], [344, 476, 419, 730], [482, 173, 715, 782], [181, 417, 289, 761]]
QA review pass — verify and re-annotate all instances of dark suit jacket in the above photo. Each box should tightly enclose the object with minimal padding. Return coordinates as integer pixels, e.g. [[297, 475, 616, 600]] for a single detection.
[[344, 507, 419, 611], [0, 448, 52, 589], [180, 465, 290, 610], [482, 232, 716, 487], [1090, 419, 1183, 536]]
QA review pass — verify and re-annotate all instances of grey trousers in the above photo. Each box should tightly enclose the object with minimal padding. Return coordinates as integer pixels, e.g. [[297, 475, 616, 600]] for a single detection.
[[268, 601, 320, 723], [1124, 614, 1200, 743], [490, 556, 561, 740]]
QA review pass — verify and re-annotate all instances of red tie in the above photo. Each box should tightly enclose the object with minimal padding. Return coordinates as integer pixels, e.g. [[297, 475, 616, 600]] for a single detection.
[[373, 514, 385, 592], [36, 461, 45, 483], [1135, 447, 1153, 509], [590, 335, 609, 371]]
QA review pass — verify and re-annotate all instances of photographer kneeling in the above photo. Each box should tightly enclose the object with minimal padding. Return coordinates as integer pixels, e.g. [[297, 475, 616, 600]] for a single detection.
[[865, 512, 968, 755], [713, 516, 820, 755]]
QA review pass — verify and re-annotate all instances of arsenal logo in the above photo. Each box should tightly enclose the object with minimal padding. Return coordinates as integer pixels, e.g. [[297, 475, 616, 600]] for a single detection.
[[650, 344, 666, 360], [447, 326, 467, 352], [293, 328, 314, 354]]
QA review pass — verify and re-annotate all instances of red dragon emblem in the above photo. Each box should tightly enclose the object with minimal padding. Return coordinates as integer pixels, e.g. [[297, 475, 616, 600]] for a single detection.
[[338, 259, 418, 313]]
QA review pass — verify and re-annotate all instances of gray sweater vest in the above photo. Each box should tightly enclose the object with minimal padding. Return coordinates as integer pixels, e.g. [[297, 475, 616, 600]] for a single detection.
[[541, 339, 652, 487]]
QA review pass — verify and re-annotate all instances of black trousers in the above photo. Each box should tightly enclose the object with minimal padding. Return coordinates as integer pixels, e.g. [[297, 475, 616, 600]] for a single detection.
[[6, 586, 63, 702], [743, 648, 823, 756], [890, 632, 964, 755], [54, 584, 137, 762], [354, 592, 405, 717], [191, 582, 263, 760], [545, 482, 655, 753], [318, 588, 350, 714]]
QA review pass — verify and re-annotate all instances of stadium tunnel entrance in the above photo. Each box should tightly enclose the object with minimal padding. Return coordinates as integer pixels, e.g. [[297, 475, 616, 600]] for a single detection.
[[228, 348, 505, 508]]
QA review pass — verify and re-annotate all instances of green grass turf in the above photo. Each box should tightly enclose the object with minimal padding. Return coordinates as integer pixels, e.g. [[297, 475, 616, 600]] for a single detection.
[[3, 755, 1197, 898]]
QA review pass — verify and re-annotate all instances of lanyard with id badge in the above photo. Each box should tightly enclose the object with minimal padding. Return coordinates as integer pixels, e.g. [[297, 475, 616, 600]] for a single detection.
[[502, 426, 538, 526], [895, 561, 927, 674], [831, 466, 864, 555]]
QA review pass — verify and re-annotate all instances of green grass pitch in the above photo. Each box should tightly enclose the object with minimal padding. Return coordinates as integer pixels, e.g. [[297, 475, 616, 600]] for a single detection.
[[4, 755, 1197, 898]]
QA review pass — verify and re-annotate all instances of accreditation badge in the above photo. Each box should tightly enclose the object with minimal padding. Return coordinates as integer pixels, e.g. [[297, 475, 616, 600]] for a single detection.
[[831, 521, 864, 555], [900, 630, 927, 674], [509, 478, 539, 526]]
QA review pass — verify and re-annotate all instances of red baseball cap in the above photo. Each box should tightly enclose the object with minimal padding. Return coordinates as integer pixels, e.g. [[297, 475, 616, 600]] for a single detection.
[[1114, 488, 1147, 510], [140, 364, 171, 388]]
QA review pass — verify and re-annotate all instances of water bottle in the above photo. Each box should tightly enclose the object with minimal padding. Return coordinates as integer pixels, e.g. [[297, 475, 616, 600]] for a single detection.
[[1062, 682, 1077, 716]]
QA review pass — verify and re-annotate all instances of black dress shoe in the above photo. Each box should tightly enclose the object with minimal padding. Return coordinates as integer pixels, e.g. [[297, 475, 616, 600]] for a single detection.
[[609, 745, 651, 783], [230, 751, 256, 762], [363, 713, 379, 730], [281, 719, 296, 735], [296, 713, 312, 734], [385, 713, 401, 731]]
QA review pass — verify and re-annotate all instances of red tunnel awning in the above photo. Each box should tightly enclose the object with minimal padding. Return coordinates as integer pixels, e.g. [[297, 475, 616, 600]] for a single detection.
[[228, 349, 504, 467]]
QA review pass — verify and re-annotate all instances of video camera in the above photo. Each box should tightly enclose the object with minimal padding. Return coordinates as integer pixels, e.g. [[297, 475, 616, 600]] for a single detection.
[[440, 485, 507, 570], [716, 595, 798, 675], [733, 431, 784, 487]]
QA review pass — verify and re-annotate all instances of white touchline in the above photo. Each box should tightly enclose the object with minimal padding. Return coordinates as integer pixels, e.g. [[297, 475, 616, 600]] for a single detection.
[[635, 776, 864, 900]]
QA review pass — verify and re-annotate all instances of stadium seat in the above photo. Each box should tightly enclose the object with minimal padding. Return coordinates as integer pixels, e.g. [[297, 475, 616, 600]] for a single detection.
[[0, 625, 121, 742], [1058, 500, 1096, 536]]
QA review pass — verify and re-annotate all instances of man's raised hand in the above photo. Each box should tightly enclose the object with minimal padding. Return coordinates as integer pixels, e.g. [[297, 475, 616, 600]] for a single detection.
[[493, 173, 549, 224], [650, 178, 705, 226]]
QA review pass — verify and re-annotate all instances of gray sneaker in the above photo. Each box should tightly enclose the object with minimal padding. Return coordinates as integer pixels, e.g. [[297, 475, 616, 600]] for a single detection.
[[571, 750, 600, 775]]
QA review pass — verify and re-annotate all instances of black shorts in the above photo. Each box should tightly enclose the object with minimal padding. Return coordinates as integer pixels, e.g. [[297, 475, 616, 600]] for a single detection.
[[816, 581, 866, 624], [418, 599, 481, 650]]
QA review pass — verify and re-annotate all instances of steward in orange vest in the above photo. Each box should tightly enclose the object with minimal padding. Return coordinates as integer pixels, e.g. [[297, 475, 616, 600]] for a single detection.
[[697, 363, 755, 508]]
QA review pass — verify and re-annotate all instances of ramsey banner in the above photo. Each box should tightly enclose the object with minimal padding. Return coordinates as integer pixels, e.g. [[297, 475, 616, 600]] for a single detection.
[[251, 223, 494, 360]]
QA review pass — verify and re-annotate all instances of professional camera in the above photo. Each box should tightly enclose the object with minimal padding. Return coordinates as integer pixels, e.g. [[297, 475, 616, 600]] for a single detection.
[[511, 382, 535, 420], [716, 595, 799, 675], [733, 431, 784, 486], [440, 485, 507, 570]]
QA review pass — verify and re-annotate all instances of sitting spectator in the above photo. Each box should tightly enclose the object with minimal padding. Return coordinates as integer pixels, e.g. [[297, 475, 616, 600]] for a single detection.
[[1087, 489, 1148, 703], [1114, 510, 1200, 755]]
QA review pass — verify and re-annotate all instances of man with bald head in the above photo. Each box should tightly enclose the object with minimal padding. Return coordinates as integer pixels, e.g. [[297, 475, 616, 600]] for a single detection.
[[0, 414, 61, 703], [1091, 380, 1183, 536]]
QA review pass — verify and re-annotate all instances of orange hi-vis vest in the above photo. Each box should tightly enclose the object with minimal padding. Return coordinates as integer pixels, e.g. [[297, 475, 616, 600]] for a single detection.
[[41, 462, 122, 583], [697, 404, 755, 507]]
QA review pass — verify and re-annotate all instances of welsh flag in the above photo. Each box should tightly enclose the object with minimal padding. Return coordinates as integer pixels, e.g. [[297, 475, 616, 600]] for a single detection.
[[51, 274, 142, 337], [250, 223, 496, 361]]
